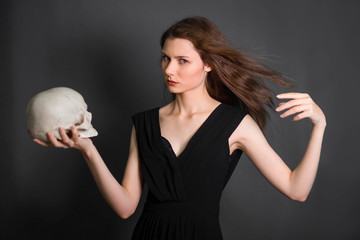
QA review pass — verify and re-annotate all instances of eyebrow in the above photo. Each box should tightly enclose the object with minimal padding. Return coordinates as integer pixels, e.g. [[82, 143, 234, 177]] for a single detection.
[[161, 52, 190, 59]]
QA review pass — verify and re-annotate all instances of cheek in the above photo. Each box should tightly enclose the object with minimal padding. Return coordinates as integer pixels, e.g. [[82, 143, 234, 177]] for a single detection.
[[179, 65, 204, 81]]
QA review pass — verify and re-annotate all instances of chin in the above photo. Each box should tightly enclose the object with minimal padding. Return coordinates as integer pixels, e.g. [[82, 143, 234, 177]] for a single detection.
[[167, 87, 182, 94]]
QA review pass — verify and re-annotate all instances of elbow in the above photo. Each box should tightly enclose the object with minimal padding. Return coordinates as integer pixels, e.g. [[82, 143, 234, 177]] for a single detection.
[[118, 207, 136, 219], [119, 213, 132, 220], [293, 196, 307, 202], [116, 193, 140, 219], [290, 193, 308, 202]]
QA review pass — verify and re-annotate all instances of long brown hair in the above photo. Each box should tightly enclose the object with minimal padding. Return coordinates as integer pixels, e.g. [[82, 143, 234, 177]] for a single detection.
[[160, 16, 293, 131]]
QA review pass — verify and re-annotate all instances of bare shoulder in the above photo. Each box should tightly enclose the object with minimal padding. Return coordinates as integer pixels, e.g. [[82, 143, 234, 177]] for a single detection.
[[229, 114, 264, 151]]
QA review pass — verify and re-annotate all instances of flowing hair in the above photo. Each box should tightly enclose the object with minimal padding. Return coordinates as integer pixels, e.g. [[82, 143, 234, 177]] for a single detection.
[[160, 16, 293, 131]]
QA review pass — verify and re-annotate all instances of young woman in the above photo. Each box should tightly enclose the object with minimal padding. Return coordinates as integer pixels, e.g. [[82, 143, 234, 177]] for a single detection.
[[35, 17, 326, 240]]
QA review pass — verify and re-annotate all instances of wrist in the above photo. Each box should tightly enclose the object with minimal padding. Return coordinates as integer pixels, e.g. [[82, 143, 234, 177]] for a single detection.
[[80, 142, 97, 160], [313, 120, 327, 131]]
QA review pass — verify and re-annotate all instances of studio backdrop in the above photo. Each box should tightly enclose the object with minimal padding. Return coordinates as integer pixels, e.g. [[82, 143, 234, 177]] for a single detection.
[[1, 0, 359, 239]]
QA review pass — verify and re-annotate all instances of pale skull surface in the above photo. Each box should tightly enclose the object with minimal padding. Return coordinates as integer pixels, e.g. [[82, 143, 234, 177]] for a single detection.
[[26, 87, 98, 142]]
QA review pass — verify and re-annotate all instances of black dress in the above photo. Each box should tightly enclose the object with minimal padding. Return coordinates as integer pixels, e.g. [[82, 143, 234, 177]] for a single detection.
[[131, 103, 248, 240]]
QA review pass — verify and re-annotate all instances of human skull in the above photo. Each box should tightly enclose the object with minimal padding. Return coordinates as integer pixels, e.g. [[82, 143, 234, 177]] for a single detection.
[[26, 87, 98, 142]]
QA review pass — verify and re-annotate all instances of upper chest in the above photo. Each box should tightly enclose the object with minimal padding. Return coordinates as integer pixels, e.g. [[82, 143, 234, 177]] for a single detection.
[[159, 113, 211, 157]]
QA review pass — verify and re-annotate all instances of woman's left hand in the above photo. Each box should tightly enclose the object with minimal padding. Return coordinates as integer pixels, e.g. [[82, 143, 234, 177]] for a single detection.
[[276, 92, 326, 127]]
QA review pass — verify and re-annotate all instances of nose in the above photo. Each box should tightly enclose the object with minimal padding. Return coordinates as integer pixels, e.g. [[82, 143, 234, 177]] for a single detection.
[[163, 59, 175, 77]]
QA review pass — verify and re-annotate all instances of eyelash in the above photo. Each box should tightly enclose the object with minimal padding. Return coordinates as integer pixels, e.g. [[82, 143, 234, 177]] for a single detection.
[[161, 55, 189, 64], [179, 59, 188, 64], [161, 55, 170, 61]]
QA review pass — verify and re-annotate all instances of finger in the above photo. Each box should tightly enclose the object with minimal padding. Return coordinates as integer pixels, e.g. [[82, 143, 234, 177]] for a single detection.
[[59, 127, 73, 147], [279, 104, 311, 118], [33, 138, 50, 147], [292, 111, 312, 121], [276, 98, 312, 112], [276, 92, 310, 100], [47, 132, 67, 148], [71, 126, 80, 141]]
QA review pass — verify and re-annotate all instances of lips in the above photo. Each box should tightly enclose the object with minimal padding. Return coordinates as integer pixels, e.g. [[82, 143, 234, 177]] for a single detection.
[[167, 80, 178, 86]]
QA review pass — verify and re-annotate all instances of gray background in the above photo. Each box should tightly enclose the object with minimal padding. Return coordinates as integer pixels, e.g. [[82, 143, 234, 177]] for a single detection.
[[1, 0, 359, 239]]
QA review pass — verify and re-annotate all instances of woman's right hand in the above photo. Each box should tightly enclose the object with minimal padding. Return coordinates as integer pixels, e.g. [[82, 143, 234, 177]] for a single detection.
[[35, 125, 143, 219], [34, 126, 94, 153]]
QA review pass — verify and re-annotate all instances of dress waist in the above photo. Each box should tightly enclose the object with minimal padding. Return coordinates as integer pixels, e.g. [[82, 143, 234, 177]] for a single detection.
[[143, 201, 219, 216]]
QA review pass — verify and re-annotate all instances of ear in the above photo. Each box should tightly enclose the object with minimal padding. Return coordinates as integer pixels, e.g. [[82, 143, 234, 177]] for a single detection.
[[204, 64, 212, 72]]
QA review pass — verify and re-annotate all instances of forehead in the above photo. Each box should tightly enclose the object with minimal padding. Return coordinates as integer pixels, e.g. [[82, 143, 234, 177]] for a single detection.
[[162, 38, 199, 57]]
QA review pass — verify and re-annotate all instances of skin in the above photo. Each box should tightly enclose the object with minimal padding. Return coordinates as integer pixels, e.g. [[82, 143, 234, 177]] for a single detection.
[[34, 38, 326, 219]]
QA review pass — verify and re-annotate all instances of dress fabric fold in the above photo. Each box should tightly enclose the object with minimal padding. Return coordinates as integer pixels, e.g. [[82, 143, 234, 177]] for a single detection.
[[131, 103, 248, 240]]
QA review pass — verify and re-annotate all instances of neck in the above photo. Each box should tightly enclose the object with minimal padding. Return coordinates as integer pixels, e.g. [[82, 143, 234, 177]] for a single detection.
[[171, 85, 219, 115]]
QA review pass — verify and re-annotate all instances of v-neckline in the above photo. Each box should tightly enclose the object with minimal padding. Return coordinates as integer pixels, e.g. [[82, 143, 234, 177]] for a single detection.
[[156, 103, 224, 159]]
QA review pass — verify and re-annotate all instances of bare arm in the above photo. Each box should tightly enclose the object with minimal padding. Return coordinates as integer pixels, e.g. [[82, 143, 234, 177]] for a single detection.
[[229, 93, 326, 202], [34, 125, 143, 218]]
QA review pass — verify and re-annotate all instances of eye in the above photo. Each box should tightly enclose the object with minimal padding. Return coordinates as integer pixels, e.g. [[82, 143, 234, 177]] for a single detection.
[[179, 59, 188, 64], [161, 55, 170, 62]]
